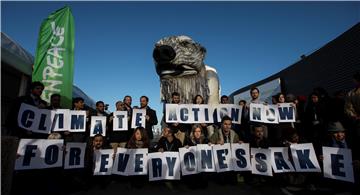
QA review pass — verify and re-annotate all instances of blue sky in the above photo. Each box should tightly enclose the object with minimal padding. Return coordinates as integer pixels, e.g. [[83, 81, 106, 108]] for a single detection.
[[2, 1, 360, 130]]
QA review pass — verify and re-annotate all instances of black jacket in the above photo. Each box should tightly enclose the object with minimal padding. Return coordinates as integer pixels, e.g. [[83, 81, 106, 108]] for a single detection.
[[155, 137, 182, 152], [144, 106, 158, 140], [5, 95, 48, 139]]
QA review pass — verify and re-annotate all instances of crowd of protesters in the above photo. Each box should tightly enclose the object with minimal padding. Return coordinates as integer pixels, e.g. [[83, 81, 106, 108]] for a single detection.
[[5, 72, 360, 194]]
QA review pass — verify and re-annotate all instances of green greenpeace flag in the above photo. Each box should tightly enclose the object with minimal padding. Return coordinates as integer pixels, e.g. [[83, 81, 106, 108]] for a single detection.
[[32, 6, 74, 108]]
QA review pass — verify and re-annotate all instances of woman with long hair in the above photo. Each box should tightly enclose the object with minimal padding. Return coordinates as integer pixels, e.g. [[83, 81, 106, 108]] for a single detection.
[[126, 126, 149, 149]]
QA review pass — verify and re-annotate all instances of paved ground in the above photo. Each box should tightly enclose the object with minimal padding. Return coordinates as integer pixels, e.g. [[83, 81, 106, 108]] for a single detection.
[[69, 181, 283, 195], [10, 172, 357, 195]]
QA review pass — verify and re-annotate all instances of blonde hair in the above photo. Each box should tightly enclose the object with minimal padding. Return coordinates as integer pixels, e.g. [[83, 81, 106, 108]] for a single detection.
[[190, 124, 204, 141], [48, 132, 62, 139]]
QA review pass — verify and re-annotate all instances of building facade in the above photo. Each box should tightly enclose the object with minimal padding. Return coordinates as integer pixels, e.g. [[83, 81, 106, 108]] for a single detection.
[[230, 23, 360, 103]]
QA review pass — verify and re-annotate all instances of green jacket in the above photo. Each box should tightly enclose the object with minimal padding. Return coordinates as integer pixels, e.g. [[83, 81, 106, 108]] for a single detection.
[[210, 128, 239, 144]]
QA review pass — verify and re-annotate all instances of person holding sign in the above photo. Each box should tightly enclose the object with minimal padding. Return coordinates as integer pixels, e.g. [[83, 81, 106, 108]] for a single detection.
[[163, 92, 191, 145], [321, 122, 351, 149], [192, 95, 210, 138], [249, 124, 270, 149], [210, 116, 242, 185], [126, 126, 150, 149], [184, 124, 209, 146], [248, 87, 269, 139], [247, 124, 270, 186], [183, 124, 209, 189], [285, 94, 305, 138], [108, 101, 130, 149], [84, 134, 113, 189], [194, 95, 205, 105], [318, 121, 352, 166], [46, 93, 62, 110], [233, 100, 250, 143], [5, 81, 48, 139], [139, 96, 158, 140], [123, 95, 133, 117], [123, 95, 134, 134], [85, 134, 110, 169], [249, 87, 263, 104], [59, 97, 90, 191], [90, 101, 109, 121], [153, 126, 182, 190], [89, 101, 109, 138], [280, 127, 309, 192], [319, 121, 359, 193], [269, 93, 295, 146], [220, 95, 229, 104], [320, 122, 359, 167], [210, 116, 242, 145], [304, 91, 327, 151], [43, 132, 65, 194], [126, 126, 149, 188], [155, 127, 182, 152], [63, 97, 89, 143]]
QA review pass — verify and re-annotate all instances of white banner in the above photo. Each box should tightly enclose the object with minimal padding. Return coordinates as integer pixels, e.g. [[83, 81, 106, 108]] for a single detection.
[[165, 104, 179, 123], [163, 152, 181, 180], [112, 148, 130, 176], [263, 104, 279, 124], [94, 149, 114, 175], [111, 148, 149, 176], [148, 152, 180, 181], [179, 146, 198, 175], [165, 104, 241, 124], [178, 104, 192, 123], [270, 147, 295, 173], [196, 104, 214, 123], [290, 143, 321, 172], [90, 116, 107, 137], [126, 148, 148, 176], [131, 109, 146, 128], [113, 111, 128, 131], [250, 103, 296, 124], [278, 103, 296, 122], [196, 144, 216, 172], [216, 104, 242, 124], [17, 103, 53, 134], [213, 143, 232, 172], [17, 103, 89, 133], [322, 147, 354, 183], [64, 142, 86, 169], [52, 109, 70, 131], [14, 139, 354, 183], [148, 152, 165, 181], [251, 148, 272, 176], [15, 139, 63, 170], [69, 110, 86, 132], [231, 143, 251, 171], [249, 103, 264, 123]]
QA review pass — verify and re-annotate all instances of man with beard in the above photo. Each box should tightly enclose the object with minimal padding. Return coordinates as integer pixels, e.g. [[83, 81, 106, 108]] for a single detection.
[[139, 95, 158, 140], [6, 81, 47, 138]]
